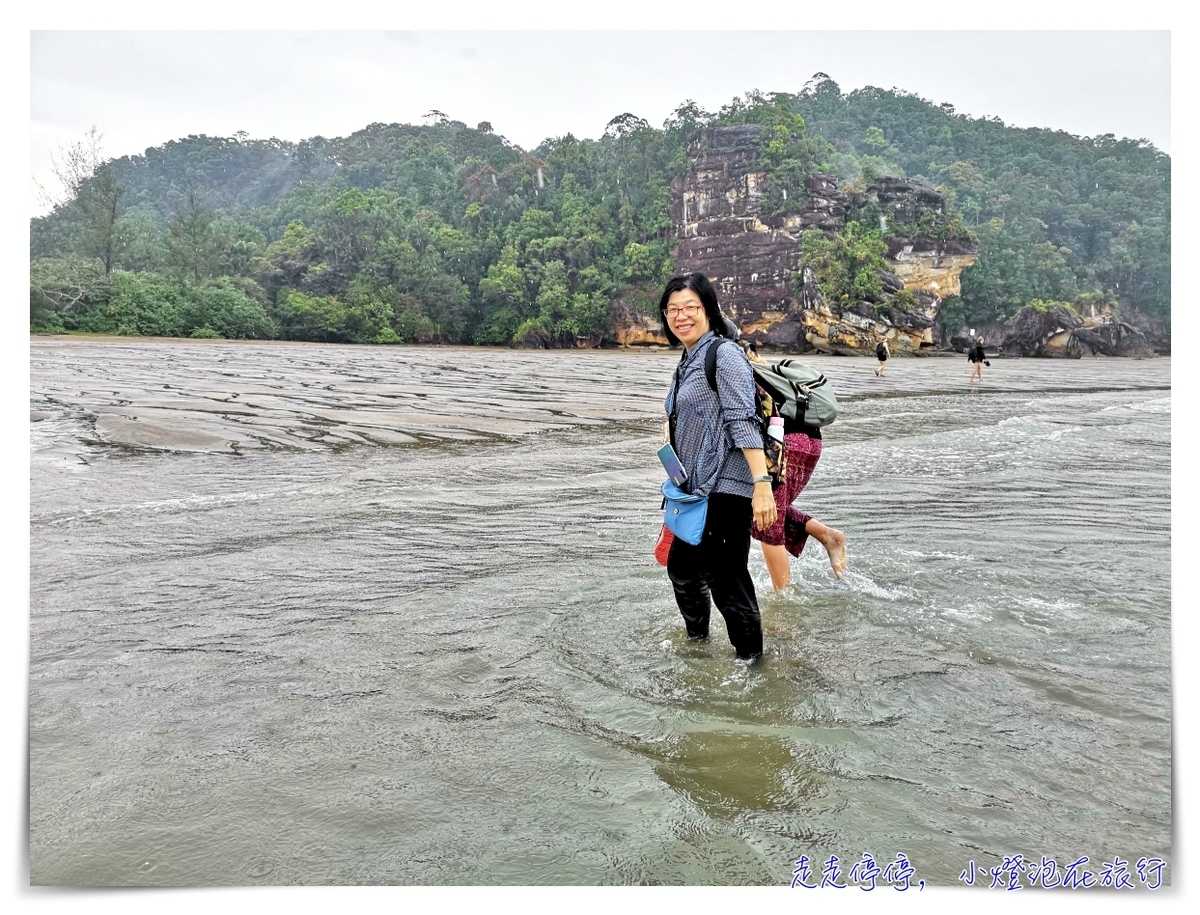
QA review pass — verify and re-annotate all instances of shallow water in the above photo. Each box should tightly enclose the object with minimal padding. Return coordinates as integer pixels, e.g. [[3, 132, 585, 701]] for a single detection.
[[29, 339, 1171, 886]]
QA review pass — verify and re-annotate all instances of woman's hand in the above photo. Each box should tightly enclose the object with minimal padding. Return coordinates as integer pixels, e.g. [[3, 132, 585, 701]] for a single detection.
[[742, 447, 778, 530], [751, 482, 778, 531]]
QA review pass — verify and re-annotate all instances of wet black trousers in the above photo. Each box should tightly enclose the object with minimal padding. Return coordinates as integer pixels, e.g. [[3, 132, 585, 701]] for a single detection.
[[667, 492, 763, 660]]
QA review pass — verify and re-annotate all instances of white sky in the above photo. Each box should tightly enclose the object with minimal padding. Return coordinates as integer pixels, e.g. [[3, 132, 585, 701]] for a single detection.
[[29, 28, 1173, 218]]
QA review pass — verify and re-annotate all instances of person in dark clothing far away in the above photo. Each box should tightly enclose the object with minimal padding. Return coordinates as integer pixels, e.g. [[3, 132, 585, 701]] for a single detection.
[[875, 339, 890, 376], [968, 336, 987, 382]]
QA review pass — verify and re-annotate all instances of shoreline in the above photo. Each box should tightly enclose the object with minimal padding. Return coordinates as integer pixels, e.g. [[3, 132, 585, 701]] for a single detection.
[[28, 333, 1161, 359]]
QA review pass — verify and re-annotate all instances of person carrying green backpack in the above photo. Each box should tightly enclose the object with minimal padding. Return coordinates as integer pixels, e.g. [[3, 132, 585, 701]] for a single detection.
[[723, 337, 849, 592]]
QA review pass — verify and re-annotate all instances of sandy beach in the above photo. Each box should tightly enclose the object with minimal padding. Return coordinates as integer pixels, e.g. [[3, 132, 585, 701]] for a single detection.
[[30, 335, 1171, 455]]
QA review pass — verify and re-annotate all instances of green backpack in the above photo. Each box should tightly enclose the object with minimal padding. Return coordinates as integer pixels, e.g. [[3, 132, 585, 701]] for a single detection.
[[701, 340, 786, 488], [704, 341, 840, 429]]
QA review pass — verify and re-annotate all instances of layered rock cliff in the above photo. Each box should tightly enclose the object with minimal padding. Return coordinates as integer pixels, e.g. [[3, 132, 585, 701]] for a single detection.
[[614, 125, 979, 353]]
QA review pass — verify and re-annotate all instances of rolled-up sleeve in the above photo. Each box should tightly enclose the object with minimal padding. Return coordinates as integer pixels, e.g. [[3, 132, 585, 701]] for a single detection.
[[714, 344, 762, 450]]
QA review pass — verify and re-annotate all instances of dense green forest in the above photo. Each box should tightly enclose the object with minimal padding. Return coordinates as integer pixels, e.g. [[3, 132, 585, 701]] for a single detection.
[[30, 75, 1170, 345]]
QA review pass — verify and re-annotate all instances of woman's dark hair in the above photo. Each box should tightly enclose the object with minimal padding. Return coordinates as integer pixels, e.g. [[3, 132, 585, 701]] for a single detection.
[[658, 273, 729, 346]]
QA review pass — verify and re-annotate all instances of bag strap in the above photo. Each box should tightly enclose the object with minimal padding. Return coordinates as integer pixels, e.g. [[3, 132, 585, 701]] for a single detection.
[[703, 337, 726, 393], [668, 351, 685, 451]]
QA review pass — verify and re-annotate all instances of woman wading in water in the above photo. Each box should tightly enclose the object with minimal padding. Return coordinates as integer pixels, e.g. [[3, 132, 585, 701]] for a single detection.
[[660, 273, 774, 661]]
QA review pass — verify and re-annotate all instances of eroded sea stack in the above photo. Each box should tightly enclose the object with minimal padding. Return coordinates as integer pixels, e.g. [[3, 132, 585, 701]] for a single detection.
[[613, 125, 979, 353]]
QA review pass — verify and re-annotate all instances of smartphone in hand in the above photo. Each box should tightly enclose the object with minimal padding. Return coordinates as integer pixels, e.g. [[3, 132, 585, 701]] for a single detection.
[[657, 443, 688, 486]]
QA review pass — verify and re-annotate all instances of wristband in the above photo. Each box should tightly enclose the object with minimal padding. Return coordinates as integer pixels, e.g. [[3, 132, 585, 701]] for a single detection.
[[751, 474, 772, 484]]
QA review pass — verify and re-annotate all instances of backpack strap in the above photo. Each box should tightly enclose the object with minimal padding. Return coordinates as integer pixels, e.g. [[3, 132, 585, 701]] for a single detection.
[[704, 335, 762, 443], [703, 337, 730, 393]]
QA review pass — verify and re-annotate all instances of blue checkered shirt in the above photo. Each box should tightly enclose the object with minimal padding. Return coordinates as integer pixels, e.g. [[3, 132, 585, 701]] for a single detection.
[[664, 332, 762, 498]]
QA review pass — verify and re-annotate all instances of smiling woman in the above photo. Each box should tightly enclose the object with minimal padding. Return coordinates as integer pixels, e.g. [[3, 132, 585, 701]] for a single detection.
[[658, 273, 777, 661], [664, 292, 707, 348]]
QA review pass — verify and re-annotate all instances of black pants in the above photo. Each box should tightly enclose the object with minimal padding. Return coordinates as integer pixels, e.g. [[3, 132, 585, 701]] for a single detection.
[[667, 492, 763, 659]]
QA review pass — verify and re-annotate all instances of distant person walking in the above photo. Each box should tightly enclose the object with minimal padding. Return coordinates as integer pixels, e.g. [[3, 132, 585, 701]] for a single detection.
[[968, 336, 988, 382], [875, 339, 890, 376]]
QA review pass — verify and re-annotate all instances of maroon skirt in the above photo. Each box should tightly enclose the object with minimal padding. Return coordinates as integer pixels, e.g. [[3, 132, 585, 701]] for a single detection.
[[751, 431, 822, 557]]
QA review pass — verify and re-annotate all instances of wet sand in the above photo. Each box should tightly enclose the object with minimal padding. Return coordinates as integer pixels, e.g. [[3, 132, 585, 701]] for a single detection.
[[30, 335, 1171, 455]]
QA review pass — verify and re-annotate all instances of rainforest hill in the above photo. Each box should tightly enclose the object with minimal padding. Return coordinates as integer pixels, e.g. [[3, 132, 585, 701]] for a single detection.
[[30, 75, 1170, 354]]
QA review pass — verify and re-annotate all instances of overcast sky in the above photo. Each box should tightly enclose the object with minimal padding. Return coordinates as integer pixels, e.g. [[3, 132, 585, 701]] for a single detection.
[[29, 29, 1172, 217]]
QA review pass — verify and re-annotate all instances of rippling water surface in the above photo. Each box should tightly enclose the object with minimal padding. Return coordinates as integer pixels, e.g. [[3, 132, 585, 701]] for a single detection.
[[29, 339, 1171, 886]]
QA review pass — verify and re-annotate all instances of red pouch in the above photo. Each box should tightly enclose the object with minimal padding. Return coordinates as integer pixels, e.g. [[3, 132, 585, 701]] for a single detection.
[[654, 524, 674, 566]]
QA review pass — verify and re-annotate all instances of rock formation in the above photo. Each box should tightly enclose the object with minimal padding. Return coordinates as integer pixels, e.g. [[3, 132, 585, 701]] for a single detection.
[[999, 304, 1083, 358], [997, 306, 1155, 359], [613, 125, 979, 353], [1072, 320, 1155, 357], [610, 298, 666, 347]]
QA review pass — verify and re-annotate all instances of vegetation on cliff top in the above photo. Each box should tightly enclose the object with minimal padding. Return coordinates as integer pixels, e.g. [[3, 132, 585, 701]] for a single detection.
[[799, 221, 890, 306], [31, 75, 1169, 344]]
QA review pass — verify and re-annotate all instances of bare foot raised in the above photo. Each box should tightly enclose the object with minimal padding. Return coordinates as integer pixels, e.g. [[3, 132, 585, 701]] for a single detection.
[[821, 528, 848, 580], [802, 519, 849, 581]]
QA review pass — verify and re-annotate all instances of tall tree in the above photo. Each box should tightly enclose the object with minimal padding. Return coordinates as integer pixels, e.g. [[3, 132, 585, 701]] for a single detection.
[[166, 187, 220, 283], [39, 127, 126, 273]]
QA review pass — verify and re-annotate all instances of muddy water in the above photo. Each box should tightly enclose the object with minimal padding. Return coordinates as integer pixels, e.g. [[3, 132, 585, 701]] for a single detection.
[[29, 338, 1171, 886]]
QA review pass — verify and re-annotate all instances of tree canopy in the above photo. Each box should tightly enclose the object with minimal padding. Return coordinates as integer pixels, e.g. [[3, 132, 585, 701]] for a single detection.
[[31, 78, 1170, 343]]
